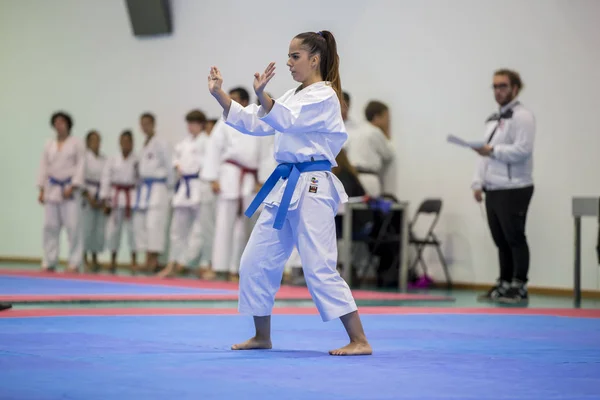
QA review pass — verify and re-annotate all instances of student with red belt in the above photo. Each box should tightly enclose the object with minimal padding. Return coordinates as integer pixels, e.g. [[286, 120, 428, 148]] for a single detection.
[[201, 87, 274, 281], [100, 130, 139, 273]]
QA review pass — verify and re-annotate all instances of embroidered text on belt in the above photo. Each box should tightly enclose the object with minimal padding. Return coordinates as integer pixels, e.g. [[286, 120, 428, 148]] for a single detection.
[[174, 172, 200, 199], [225, 159, 258, 215], [245, 160, 331, 230], [135, 177, 168, 209], [112, 183, 135, 218]]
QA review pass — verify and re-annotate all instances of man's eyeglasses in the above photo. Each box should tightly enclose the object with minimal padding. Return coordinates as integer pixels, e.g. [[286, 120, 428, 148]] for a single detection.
[[492, 83, 510, 90]]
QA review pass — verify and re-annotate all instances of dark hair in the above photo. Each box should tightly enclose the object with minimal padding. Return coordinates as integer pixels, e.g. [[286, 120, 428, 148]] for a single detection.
[[365, 101, 389, 122], [343, 91, 350, 106], [120, 130, 133, 140], [207, 118, 218, 124], [186, 109, 207, 124], [86, 130, 100, 144], [294, 30, 342, 104], [229, 87, 250, 104], [50, 111, 73, 131], [494, 69, 524, 92], [140, 112, 155, 123]]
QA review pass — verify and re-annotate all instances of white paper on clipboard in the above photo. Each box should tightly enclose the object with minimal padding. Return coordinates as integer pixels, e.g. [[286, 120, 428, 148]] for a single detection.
[[446, 134, 486, 149]]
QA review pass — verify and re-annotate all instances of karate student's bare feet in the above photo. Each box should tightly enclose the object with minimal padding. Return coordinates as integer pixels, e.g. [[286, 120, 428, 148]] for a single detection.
[[156, 262, 177, 278], [202, 269, 216, 280], [329, 311, 372, 356], [130, 263, 141, 275], [231, 336, 272, 350], [232, 316, 272, 350], [329, 341, 373, 356]]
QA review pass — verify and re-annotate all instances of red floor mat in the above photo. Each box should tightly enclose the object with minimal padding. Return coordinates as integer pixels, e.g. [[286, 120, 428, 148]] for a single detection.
[[0, 269, 454, 302], [1, 306, 599, 319]]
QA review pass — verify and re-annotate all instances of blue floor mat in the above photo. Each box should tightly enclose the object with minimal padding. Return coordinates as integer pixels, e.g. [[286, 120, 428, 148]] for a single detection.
[[1, 314, 599, 399], [0, 276, 236, 295]]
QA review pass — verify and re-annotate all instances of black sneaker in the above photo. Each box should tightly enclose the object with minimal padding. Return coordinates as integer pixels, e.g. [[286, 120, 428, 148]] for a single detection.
[[477, 280, 510, 302], [498, 285, 529, 305]]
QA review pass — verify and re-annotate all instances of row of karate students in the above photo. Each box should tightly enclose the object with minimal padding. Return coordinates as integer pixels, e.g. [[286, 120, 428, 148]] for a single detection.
[[37, 88, 395, 281]]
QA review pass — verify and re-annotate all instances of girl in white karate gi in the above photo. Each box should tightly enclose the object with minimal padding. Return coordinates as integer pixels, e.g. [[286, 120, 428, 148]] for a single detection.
[[208, 30, 372, 356], [37, 112, 85, 273], [101, 130, 138, 273], [82, 130, 107, 271], [134, 113, 174, 273], [158, 110, 214, 278]]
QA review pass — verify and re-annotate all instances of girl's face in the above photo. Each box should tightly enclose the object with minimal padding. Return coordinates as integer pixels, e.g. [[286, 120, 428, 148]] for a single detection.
[[287, 38, 319, 83], [88, 133, 100, 153], [53, 116, 69, 135], [120, 135, 132, 154]]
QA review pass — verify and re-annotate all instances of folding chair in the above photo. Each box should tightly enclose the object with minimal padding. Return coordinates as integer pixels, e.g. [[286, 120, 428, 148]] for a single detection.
[[408, 198, 452, 289]]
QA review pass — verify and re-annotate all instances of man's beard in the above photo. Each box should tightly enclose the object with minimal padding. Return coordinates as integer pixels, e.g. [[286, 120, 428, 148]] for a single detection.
[[497, 93, 515, 107]]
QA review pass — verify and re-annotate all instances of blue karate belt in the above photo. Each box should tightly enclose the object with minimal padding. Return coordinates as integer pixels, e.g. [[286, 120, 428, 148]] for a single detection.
[[85, 179, 101, 201], [174, 173, 200, 198], [245, 160, 331, 230], [49, 176, 72, 188], [135, 177, 168, 209]]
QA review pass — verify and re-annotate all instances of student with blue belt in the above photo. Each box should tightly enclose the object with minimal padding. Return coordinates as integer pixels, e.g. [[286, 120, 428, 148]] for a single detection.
[[133, 113, 174, 274], [208, 30, 372, 356], [158, 110, 215, 279], [37, 111, 86, 273]]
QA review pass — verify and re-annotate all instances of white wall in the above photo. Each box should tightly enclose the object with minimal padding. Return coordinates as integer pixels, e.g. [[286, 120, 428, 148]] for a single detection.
[[1, 0, 599, 290]]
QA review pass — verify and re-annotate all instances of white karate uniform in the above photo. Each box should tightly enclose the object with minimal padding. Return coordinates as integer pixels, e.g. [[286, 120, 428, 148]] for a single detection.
[[82, 150, 107, 253], [100, 152, 138, 254], [224, 81, 358, 322], [133, 135, 174, 253], [169, 132, 215, 267], [37, 135, 86, 269], [201, 119, 274, 274], [346, 121, 395, 197]]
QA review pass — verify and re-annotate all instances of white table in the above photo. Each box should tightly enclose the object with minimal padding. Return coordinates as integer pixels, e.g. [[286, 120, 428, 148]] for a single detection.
[[572, 197, 599, 307], [340, 201, 410, 291]]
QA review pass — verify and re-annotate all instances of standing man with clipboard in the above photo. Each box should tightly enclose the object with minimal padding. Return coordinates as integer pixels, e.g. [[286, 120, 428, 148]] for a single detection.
[[472, 69, 536, 304]]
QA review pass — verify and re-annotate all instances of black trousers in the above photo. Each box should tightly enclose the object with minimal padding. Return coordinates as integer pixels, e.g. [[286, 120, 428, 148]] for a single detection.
[[484, 185, 534, 283]]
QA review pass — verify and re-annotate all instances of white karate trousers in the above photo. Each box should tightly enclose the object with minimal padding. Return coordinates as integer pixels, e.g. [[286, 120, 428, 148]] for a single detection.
[[168, 201, 215, 268], [43, 199, 83, 269], [133, 205, 169, 253], [212, 195, 254, 273], [82, 204, 105, 253], [238, 178, 358, 322], [105, 208, 136, 253]]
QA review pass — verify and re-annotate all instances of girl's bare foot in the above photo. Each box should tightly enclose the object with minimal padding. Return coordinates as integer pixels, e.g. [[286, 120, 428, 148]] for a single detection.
[[65, 266, 79, 274], [231, 336, 272, 350], [202, 269, 216, 280], [333, 311, 372, 356], [130, 263, 141, 275], [329, 341, 373, 356], [156, 262, 176, 278], [232, 316, 272, 350]]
